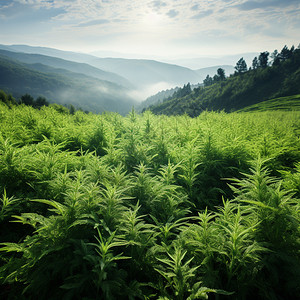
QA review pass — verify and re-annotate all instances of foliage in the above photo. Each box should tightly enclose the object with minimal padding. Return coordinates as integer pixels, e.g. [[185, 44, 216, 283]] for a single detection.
[[235, 58, 248, 74], [147, 45, 300, 116], [236, 94, 300, 112], [0, 103, 299, 299]]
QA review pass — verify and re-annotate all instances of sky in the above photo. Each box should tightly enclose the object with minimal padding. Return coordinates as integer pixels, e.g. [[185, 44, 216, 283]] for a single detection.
[[0, 0, 300, 59]]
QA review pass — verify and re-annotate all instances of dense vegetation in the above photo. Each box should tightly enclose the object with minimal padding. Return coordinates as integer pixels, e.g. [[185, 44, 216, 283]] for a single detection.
[[0, 97, 299, 299], [147, 45, 300, 116], [139, 83, 202, 112]]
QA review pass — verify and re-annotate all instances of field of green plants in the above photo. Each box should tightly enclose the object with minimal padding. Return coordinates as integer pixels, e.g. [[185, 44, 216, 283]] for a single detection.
[[0, 102, 299, 299]]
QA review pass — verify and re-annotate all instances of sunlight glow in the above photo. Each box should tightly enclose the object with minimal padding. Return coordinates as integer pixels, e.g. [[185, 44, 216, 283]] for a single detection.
[[141, 11, 166, 28]]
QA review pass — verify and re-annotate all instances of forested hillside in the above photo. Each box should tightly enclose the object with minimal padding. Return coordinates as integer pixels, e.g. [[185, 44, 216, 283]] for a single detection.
[[146, 45, 300, 116], [0, 54, 136, 114], [0, 49, 131, 87], [0, 96, 299, 299], [139, 83, 202, 111]]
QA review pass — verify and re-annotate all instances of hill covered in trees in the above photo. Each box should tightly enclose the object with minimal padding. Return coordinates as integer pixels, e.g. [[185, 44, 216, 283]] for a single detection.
[[145, 45, 300, 116], [0, 53, 136, 114], [0, 49, 131, 87]]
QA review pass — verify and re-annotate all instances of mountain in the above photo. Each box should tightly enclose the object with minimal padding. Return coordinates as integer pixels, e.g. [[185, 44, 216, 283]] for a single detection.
[[145, 47, 300, 116], [86, 57, 201, 88], [0, 45, 203, 97], [0, 49, 131, 87], [0, 44, 96, 65], [163, 53, 258, 69], [0, 53, 136, 114]]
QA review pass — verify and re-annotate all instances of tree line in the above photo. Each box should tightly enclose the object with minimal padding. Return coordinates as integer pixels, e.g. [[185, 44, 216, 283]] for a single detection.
[[0, 91, 49, 108], [0, 90, 87, 114], [203, 44, 299, 87]]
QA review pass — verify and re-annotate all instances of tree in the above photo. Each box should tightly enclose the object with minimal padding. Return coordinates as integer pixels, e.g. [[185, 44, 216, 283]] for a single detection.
[[258, 51, 269, 68], [212, 69, 226, 83], [35, 96, 49, 108], [235, 57, 248, 73], [271, 50, 280, 66], [20, 94, 34, 106], [0, 90, 8, 104], [213, 74, 220, 82], [174, 83, 192, 98], [67, 104, 76, 115], [280, 45, 293, 61], [217, 68, 226, 80], [7, 94, 16, 106], [252, 57, 259, 69], [183, 82, 192, 96], [203, 75, 213, 87]]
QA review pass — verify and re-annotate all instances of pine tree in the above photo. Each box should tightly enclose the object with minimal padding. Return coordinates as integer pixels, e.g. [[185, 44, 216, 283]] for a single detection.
[[258, 52, 269, 68], [217, 68, 226, 80], [203, 75, 213, 86], [235, 57, 248, 73], [252, 57, 259, 69]]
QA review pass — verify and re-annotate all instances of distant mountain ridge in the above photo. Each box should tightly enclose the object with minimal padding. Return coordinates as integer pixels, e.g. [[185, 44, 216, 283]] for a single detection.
[[0, 44, 203, 91], [1, 43, 281, 114], [163, 53, 258, 69], [0, 49, 131, 87], [0, 53, 136, 114], [86, 57, 201, 87]]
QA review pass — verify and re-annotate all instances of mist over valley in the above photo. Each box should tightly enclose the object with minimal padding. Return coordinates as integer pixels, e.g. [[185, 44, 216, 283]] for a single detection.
[[0, 44, 241, 113]]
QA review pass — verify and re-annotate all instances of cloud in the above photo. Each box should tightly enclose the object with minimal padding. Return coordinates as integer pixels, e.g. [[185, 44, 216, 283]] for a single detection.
[[236, 0, 300, 11], [0, 0, 14, 7], [150, 0, 167, 11], [0, 0, 300, 59], [14, 0, 53, 7], [190, 4, 199, 11], [166, 9, 179, 18], [0, 1, 14, 17], [191, 9, 214, 19], [77, 19, 110, 27]]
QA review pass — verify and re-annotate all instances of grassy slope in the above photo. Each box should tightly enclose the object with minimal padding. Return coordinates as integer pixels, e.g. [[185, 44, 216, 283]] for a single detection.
[[237, 94, 300, 112]]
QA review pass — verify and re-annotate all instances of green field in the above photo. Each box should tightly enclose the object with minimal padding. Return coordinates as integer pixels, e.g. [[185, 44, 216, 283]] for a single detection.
[[237, 94, 300, 112], [0, 102, 300, 299]]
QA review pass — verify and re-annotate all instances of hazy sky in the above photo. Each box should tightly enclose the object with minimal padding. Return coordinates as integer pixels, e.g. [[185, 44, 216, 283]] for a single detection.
[[0, 0, 299, 59]]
